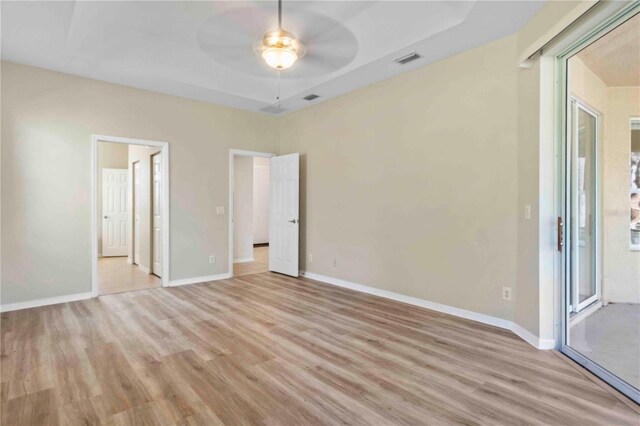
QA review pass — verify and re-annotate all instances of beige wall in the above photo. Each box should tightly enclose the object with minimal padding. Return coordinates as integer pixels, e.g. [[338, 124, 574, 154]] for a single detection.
[[279, 35, 519, 321], [514, 58, 541, 335], [233, 156, 254, 261], [1, 61, 278, 304], [97, 141, 128, 256], [570, 57, 609, 111], [604, 86, 640, 303], [0, 1, 605, 340], [127, 144, 161, 271]]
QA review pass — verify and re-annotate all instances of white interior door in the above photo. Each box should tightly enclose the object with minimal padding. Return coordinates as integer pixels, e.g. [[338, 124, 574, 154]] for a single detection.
[[152, 153, 162, 276], [102, 168, 129, 257], [269, 153, 299, 276], [133, 161, 141, 265]]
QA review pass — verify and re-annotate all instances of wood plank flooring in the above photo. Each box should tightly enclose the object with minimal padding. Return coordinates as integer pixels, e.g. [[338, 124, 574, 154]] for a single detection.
[[1, 272, 638, 425]]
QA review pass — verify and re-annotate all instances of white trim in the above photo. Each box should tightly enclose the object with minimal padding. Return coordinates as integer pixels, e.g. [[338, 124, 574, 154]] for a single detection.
[[233, 257, 255, 264], [169, 273, 230, 287], [228, 149, 275, 278], [92, 134, 171, 297], [511, 322, 556, 350], [138, 265, 151, 275], [0, 292, 93, 313], [539, 55, 558, 349], [300, 271, 555, 350]]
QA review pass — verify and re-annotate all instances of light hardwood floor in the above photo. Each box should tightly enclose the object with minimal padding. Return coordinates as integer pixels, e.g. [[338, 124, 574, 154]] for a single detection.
[[1, 272, 638, 425], [98, 257, 161, 295], [233, 246, 269, 277]]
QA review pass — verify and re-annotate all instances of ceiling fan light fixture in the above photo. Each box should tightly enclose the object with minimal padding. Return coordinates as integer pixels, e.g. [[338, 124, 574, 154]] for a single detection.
[[262, 46, 298, 70], [261, 28, 303, 70]]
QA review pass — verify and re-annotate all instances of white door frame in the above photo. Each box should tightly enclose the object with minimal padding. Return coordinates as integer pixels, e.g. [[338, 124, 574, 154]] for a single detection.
[[228, 149, 275, 278], [91, 134, 170, 296]]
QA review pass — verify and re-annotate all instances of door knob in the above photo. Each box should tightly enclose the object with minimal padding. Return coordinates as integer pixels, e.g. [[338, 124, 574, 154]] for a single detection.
[[288, 219, 298, 224], [104, 216, 108, 219]]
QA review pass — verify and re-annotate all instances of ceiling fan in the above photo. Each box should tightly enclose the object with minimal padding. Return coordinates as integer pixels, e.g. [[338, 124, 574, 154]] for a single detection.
[[196, 0, 361, 105], [260, 0, 306, 70], [197, 2, 359, 76]]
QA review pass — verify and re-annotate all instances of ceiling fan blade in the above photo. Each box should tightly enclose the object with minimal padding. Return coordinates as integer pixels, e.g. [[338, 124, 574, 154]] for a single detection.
[[197, 4, 359, 79]]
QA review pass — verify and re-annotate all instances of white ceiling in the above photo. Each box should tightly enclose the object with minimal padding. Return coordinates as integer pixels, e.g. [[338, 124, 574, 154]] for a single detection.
[[1, 1, 545, 115]]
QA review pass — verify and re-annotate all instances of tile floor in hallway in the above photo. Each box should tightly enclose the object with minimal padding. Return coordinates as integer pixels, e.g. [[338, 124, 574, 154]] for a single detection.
[[233, 246, 269, 277], [98, 257, 161, 295]]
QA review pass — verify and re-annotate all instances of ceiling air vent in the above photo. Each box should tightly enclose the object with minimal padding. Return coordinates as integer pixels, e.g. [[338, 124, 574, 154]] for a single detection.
[[394, 52, 421, 65], [303, 94, 320, 101], [260, 106, 288, 114]]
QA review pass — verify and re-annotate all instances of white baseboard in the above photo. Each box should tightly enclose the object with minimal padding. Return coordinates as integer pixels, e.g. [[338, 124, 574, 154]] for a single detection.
[[233, 258, 254, 264], [511, 322, 555, 349], [0, 292, 93, 313], [137, 265, 150, 274], [169, 273, 231, 287], [300, 271, 554, 350]]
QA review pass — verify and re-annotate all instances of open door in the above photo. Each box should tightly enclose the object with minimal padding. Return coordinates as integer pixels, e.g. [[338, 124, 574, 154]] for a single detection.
[[269, 153, 299, 276], [133, 161, 141, 265], [151, 152, 162, 277], [102, 168, 129, 257]]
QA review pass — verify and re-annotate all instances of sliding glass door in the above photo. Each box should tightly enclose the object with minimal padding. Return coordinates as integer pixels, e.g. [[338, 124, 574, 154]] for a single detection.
[[559, 6, 640, 404]]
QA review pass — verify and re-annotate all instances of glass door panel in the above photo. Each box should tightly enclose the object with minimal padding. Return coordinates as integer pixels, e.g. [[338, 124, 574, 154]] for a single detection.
[[562, 10, 640, 403], [570, 101, 599, 313]]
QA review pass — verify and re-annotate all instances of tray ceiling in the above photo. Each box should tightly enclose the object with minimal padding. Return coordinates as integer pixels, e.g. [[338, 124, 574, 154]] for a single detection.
[[1, 1, 546, 114]]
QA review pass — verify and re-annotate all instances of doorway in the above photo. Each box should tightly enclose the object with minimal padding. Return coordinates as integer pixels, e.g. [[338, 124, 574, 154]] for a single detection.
[[568, 99, 600, 314], [92, 135, 170, 296], [559, 8, 640, 403], [228, 149, 300, 278], [230, 150, 273, 277]]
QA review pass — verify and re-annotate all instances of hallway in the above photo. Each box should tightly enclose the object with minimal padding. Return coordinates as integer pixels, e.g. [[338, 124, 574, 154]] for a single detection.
[[233, 246, 269, 277], [98, 257, 161, 295]]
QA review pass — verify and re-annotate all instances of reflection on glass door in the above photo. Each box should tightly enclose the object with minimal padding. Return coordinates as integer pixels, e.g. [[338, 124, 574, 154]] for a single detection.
[[569, 100, 599, 314]]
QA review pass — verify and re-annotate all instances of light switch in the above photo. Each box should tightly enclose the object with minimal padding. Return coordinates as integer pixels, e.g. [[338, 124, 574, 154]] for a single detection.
[[524, 205, 532, 220], [216, 206, 225, 215]]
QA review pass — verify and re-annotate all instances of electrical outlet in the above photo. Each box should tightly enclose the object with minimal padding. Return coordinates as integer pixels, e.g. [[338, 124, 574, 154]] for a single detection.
[[502, 286, 512, 301], [332, 258, 337, 268], [216, 206, 225, 215], [209, 255, 216, 264], [308, 253, 313, 262]]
